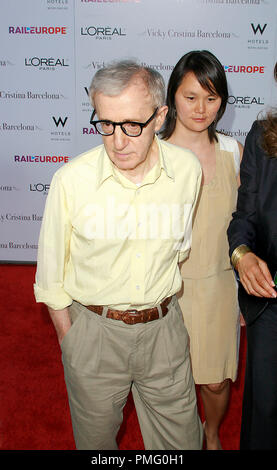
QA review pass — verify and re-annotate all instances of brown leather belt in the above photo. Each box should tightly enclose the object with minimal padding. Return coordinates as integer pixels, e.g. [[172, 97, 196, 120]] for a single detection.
[[84, 296, 172, 325]]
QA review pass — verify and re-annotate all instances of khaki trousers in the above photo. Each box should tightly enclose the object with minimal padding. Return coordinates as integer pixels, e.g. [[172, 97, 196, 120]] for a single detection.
[[61, 295, 203, 450]]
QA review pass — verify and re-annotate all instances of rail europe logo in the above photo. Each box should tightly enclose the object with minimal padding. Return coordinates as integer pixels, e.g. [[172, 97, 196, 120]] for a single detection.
[[8, 26, 67, 35], [14, 155, 70, 163], [80, 0, 140, 3], [224, 65, 264, 74]]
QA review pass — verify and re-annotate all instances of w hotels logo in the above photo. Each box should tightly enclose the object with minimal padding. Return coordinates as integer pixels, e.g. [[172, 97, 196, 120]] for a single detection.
[[52, 116, 68, 127], [251, 24, 267, 35]]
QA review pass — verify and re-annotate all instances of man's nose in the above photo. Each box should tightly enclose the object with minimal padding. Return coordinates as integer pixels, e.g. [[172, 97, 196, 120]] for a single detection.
[[113, 125, 128, 148]]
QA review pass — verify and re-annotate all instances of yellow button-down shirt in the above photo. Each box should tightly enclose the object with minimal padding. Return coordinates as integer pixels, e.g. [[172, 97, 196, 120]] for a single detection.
[[34, 137, 202, 310]]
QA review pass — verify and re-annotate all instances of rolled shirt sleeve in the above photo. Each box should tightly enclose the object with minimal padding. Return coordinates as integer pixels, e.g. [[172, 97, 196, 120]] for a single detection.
[[34, 173, 73, 310], [178, 168, 202, 263]]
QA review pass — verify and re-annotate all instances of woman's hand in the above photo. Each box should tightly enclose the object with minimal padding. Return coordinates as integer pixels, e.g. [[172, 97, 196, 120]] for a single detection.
[[237, 252, 276, 298]]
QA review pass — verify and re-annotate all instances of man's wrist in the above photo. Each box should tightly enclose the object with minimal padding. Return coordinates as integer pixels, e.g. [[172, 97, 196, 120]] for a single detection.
[[231, 244, 252, 270]]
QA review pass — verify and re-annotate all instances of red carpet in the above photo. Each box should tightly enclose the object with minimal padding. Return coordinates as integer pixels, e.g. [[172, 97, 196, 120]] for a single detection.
[[0, 264, 245, 450]]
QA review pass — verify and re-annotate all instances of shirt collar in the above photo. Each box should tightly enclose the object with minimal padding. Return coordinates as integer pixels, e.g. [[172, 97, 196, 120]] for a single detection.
[[96, 135, 175, 189], [156, 135, 175, 181], [95, 146, 114, 189]]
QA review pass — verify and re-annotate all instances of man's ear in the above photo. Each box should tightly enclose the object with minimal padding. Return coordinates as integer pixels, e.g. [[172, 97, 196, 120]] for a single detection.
[[154, 105, 168, 132]]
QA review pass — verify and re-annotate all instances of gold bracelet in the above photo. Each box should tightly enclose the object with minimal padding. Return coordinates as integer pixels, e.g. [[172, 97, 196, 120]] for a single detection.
[[231, 245, 252, 269]]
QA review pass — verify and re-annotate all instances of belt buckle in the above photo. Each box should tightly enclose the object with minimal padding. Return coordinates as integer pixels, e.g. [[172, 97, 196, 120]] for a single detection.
[[122, 309, 140, 325]]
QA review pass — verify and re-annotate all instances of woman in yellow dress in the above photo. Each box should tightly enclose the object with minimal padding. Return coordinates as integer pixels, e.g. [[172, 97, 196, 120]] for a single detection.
[[161, 50, 243, 449]]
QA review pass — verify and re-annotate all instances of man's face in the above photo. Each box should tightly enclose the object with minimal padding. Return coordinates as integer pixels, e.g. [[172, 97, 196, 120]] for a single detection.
[[93, 78, 167, 179]]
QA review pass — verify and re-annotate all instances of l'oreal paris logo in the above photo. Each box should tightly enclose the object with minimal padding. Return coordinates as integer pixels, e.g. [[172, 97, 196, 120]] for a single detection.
[[80, 26, 126, 37], [25, 57, 69, 67], [29, 183, 50, 193], [227, 96, 264, 105]]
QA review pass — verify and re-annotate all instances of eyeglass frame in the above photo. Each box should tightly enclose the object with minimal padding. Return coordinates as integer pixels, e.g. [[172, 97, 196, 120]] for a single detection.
[[89, 107, 158, 137]]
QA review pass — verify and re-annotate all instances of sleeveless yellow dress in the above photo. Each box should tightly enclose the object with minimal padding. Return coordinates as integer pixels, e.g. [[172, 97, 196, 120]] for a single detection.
[[178, 133, 240, 384]]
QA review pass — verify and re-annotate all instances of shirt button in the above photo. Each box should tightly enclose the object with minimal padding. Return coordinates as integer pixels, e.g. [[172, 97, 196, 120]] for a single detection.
[[136, 285, 140, 290], [136, 253, 141, 258]]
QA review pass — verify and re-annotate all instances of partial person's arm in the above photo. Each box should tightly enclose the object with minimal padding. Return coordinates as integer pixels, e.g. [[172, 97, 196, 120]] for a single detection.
[[233, 249, 275, 298], [34, 173, 73, 340], [228, 122, 276, 298], [178, 163, 202, 263], [48, 307, 71, 345], [236, 141, 244, 186]]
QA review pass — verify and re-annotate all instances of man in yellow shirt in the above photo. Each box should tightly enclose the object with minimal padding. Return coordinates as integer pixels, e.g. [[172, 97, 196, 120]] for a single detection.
[[34, 60, 203, 450]]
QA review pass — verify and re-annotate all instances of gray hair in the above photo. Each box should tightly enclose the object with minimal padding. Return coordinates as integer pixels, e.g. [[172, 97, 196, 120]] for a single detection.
[[89, 59, 165, 109]]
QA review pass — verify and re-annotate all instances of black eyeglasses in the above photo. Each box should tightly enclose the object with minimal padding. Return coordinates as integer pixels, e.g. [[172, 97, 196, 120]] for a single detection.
[[90, 108, 158, 137]]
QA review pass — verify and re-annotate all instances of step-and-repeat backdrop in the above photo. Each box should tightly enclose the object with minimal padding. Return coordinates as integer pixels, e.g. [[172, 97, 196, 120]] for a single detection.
[[1, 0, 276, 263]]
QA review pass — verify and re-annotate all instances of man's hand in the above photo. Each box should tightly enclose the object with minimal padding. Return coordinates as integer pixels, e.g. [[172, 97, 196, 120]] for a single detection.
[[48, 307, 72, 345], [237, 252, 276, 298]]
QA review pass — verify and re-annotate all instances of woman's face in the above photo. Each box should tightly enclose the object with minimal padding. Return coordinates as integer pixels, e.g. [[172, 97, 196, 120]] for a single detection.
[[174, 71, 222, 134]]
